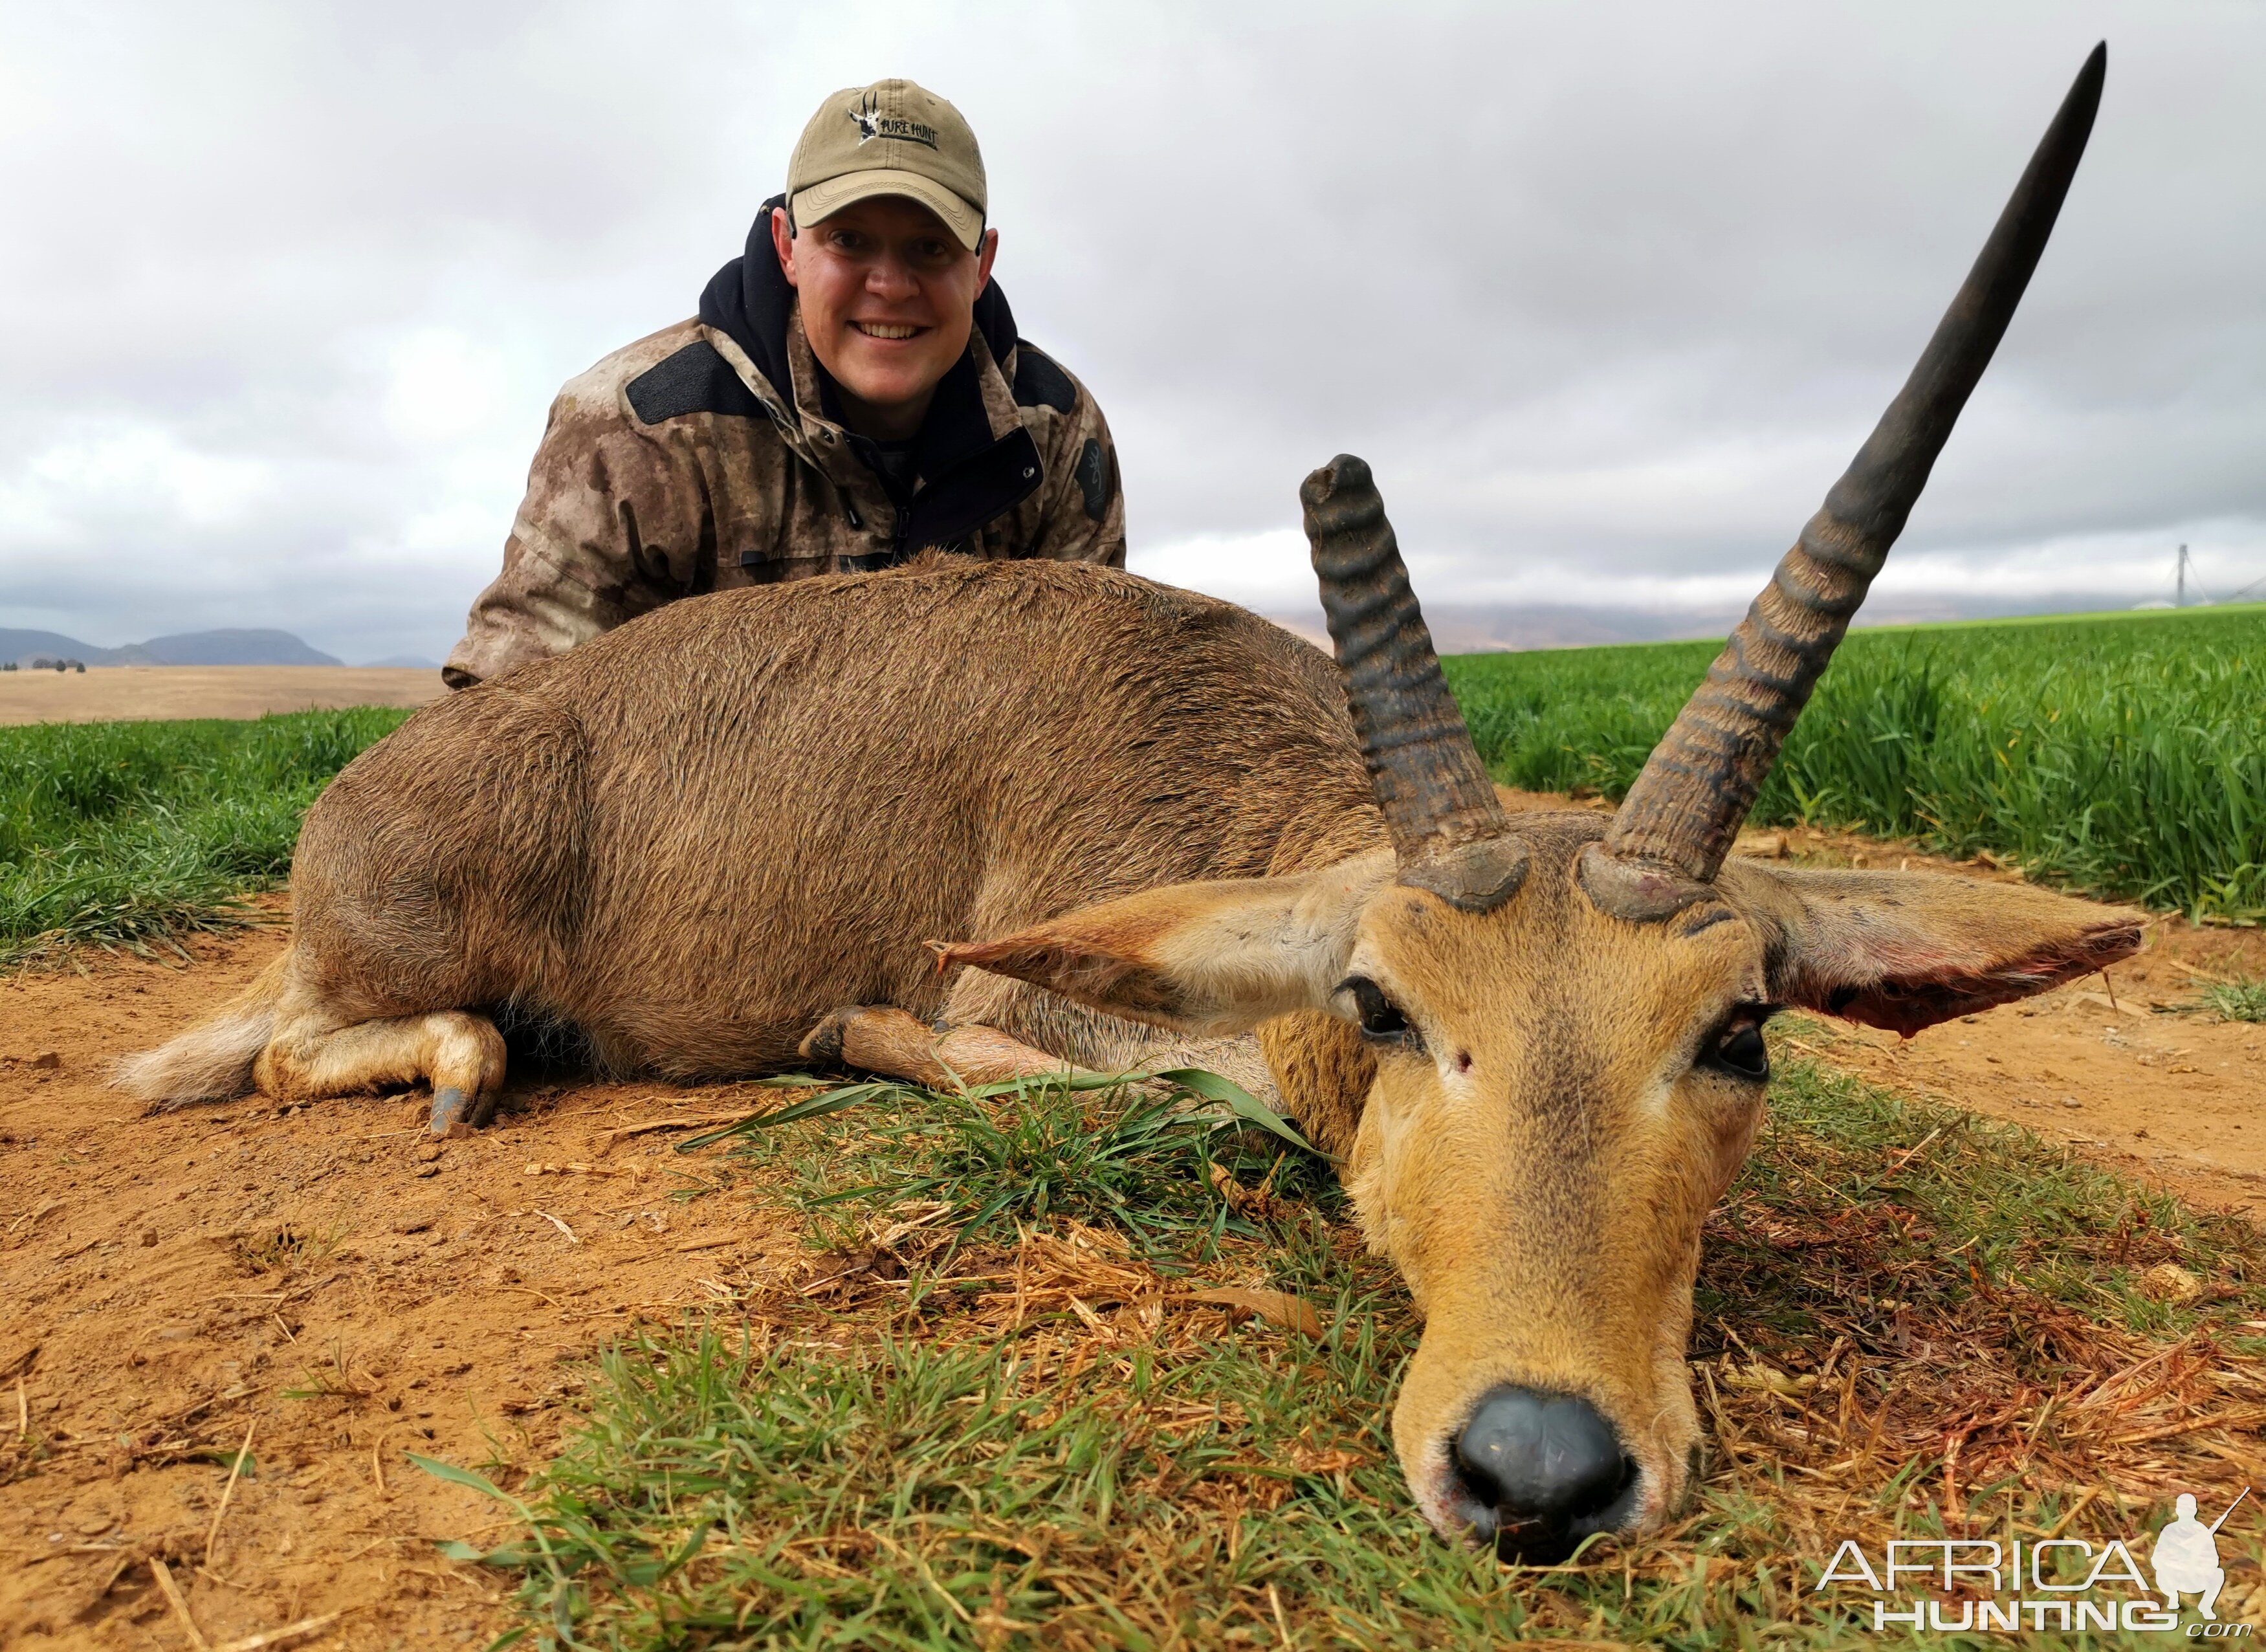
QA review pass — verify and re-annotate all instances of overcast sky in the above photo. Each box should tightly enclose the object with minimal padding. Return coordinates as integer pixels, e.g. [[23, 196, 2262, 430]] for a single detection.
[[3, 2, 2261, 662]]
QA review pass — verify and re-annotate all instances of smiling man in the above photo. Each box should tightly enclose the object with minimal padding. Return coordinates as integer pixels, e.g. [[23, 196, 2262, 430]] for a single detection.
[[443, 79, 1124, 687]]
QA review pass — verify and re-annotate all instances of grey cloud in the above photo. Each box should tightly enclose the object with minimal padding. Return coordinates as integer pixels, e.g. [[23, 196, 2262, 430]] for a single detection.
[[1, 1, 2259, 663]]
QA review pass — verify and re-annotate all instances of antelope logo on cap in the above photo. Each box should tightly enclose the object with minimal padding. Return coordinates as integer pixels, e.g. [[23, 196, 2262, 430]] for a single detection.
[[848, 93, 937, 149]]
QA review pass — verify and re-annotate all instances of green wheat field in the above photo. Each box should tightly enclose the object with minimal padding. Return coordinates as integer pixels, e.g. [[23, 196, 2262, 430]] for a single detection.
[[1440, 602, 2266, 924]]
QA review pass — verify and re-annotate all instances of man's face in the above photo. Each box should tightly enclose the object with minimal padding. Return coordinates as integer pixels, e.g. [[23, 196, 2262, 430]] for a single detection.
[[772, 197, 998, 427]]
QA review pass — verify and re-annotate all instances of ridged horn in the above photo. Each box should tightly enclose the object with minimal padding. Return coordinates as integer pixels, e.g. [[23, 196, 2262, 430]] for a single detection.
[[1303, 456, 1526, 912], [1601, 43, 2106, 888]]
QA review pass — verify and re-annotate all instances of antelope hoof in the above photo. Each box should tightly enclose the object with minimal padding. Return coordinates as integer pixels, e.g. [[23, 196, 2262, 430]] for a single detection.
[[797, 1008, 860, 1067], [428, 1086, 474, 1137]]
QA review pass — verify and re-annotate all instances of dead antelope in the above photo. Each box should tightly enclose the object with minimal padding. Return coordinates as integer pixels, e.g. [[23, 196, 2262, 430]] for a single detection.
[[124, 49, 2130, 1556]]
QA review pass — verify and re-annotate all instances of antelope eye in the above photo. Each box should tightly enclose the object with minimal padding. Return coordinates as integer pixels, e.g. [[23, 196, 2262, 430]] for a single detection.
[[1709, 1019, 1771, 1082], [1340, 976, 1413, 1044]]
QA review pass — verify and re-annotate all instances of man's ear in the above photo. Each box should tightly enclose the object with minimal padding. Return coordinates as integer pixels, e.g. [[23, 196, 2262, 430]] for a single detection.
[[1719, 861, 2144, 1037], [771, 206, 799, 285], [930, 852, 1392, 1037]]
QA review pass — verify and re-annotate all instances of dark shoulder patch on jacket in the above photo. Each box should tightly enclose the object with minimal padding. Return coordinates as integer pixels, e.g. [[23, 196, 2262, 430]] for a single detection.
[[626, 340, 765, 425], [1011, 342, 1078, 414], [1075, 437, 1116, 522]]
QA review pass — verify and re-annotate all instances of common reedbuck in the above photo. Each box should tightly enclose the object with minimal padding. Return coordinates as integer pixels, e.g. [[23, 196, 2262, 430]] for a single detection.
[[126, 50, 2131, 1555]]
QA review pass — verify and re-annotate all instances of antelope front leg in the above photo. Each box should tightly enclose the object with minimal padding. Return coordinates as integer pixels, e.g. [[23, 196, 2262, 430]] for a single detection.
[[798, 1006, 1103, 1090]]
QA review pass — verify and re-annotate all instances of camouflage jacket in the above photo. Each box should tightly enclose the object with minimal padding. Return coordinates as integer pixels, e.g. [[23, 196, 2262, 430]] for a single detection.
[[443, 202, 1125, 687]]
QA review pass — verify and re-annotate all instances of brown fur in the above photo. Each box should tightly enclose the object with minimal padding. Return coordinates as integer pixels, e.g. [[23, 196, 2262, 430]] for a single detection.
[[118, 557, 1374, 1103], [120, 555, 2137, 1544]]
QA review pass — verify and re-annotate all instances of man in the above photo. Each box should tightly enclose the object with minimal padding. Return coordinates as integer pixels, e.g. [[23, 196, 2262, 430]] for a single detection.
[[443, 78, 1123, 688]]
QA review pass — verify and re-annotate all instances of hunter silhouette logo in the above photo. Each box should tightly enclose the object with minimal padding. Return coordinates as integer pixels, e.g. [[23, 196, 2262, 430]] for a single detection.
[[2154, 1489, 2244, 1620], [846, 94, 938, 149]]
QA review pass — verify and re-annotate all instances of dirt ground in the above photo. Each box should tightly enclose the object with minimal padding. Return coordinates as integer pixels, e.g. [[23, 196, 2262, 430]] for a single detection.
[[1, 917, 822, 1650], [0, 669, 444, 728], [3, 825, 2264, 1649]]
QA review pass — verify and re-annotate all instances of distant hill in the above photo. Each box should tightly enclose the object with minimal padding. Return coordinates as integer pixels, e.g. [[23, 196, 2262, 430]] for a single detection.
[[127, 629, 343, 666], [360, 654, 441, 670], [1266, 604, 1736, 654], [1269, 592, 2236, 655], [0, 630, 99, 666], [0, 627, 343, 667]]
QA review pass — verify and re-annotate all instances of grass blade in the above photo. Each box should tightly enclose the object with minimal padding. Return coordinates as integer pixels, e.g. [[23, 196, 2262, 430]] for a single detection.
[[675, 1083, 903, 1151], [1154, 1067, 1328, 1159]]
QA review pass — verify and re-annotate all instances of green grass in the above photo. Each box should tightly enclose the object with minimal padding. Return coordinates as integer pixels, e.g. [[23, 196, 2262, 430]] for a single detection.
[[2199, 975, 2266, 1024], [0, 708, 409, 962], [683, 1070, 1328, 1257], [427, 1045, 2266, 1650], [1443, 604, 2266, 923]]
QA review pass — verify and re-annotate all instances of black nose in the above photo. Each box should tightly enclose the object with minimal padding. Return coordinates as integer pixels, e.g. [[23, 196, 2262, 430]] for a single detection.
[[1453, 1386, 1637, 1559]]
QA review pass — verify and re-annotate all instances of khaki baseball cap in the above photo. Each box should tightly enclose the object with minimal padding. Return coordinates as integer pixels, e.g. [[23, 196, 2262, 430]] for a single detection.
[[787, 79, 987, 252]]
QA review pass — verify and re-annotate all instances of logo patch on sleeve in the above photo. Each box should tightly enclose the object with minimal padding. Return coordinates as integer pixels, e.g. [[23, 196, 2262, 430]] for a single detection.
[[1075, 438, 1115, 522]]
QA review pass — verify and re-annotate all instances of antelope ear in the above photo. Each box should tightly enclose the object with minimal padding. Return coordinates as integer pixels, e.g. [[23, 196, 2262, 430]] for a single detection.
[[929, 852, 1392, 1037], [1719, 861, 2144, 1037]]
